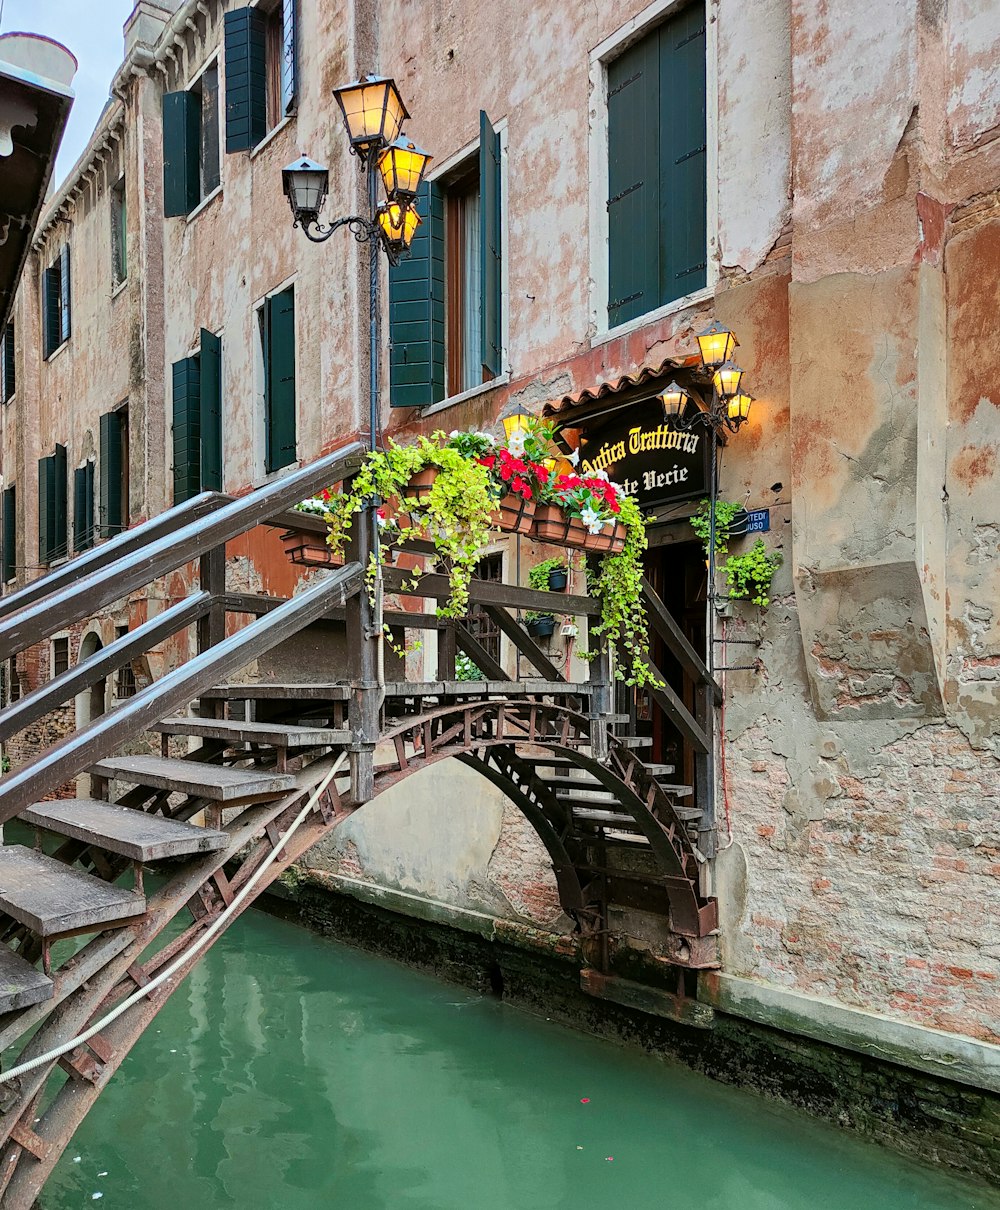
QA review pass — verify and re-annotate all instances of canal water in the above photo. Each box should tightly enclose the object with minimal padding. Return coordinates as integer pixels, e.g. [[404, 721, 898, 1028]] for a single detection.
[[42, 909, 999, 1209]]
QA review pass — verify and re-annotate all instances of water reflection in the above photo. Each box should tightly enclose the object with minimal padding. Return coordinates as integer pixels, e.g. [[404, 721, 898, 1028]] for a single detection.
[[44, 912, 999, 1210]]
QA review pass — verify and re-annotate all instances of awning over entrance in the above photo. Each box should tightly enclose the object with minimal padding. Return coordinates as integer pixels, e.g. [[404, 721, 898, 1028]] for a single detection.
[[0, 33, 76, 333]]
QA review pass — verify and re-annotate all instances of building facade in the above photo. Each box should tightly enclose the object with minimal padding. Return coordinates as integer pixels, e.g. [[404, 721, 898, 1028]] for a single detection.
[[2, 0, 999, 1089]]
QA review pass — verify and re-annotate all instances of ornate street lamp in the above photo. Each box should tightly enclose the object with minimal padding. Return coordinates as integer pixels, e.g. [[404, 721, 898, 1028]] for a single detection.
[[332, 75, 408, 160], [656, 322, 757, 674], [283, 76, 433, 456]]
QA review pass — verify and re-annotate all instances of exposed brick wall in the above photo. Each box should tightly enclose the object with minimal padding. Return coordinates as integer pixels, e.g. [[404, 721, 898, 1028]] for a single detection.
[[725, 721, 1000, 1043]]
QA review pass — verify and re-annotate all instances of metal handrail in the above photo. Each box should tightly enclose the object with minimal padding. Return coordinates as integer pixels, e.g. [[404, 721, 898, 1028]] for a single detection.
[[0, 562, 365, 824], [0, 441, 365, 662], [0, 492, 229, 623]]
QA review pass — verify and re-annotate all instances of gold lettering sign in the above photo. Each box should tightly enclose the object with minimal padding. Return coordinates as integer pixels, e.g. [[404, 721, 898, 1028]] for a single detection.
[[581, 423, 700, 476]]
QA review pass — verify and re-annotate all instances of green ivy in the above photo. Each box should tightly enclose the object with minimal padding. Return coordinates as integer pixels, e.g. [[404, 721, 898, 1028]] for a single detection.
[[690, 498, 744, 557], [722, 539, 782, 608]]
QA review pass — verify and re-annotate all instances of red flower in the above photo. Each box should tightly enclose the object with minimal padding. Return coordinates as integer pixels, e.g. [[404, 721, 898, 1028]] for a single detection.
[[478, 454, 497, 470]]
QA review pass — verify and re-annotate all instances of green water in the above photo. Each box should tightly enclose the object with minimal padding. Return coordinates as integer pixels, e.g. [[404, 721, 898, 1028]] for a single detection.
[[40, 911, 999, 1209]]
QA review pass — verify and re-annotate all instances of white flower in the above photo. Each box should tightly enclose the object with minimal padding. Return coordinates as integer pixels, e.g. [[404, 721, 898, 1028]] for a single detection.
[[591, 468, 610, 482], [568, 448, 580, 466], [507, 428, 527, 457], [581, 505, 604, 534]]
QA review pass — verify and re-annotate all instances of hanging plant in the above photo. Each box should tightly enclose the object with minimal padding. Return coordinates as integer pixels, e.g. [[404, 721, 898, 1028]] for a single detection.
[[525, 557, 567, 624], [689, 498, 744, 557], [722, 539, 782, 608]]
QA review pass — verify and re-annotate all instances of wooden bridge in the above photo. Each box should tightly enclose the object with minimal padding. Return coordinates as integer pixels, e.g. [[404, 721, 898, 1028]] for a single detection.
[[0, 442, 719, 1205]]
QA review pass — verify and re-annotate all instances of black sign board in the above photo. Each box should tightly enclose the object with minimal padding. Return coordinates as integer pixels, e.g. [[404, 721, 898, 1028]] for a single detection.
[[576, 397, 708, 516]]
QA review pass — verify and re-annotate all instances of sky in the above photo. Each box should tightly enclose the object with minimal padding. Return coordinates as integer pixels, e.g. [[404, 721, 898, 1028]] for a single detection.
[[0, 0, 135, 188]]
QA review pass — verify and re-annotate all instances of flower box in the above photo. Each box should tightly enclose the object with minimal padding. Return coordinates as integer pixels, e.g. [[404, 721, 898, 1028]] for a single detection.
[[587, 522, 627, 554], [490, 493, 536, 535], [404, 467, 439, 504], [531, 505, 621, 551], [279, 528, 343, 568], [532, 504, 573, 544]]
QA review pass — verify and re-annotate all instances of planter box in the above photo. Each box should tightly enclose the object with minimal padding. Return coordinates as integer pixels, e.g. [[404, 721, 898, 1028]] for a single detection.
[[490, 493, 536, 535], [279, 528, 343, 568], [587, 522, 627, 554], [531, 505, 625, 553], [404, 467, 439, 505]]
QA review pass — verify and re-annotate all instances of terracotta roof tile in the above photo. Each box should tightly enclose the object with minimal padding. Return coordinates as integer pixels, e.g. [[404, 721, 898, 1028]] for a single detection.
[[542, 355, 701, 416]]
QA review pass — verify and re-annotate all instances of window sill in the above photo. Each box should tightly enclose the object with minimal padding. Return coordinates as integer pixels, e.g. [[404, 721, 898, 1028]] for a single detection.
[[250, 114, 295, 160], [591, 285, 714, 350], [111, 278, 128, 300], [185, 185, 223, 225], [44, 340, 69, 364], [421, 373, 510, 417]]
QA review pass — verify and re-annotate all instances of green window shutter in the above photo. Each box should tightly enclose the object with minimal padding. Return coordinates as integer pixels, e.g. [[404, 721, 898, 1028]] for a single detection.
[[388, 180, 445, 408], [199, 329, 223, 491], [99, 411, 124, 537], [265, 289, 296, 472], [162, 90, 201, 217], [607, 33, 661, 329], [43, 263, 61, 357], [38, 455, 52, 564], [657, 5, 707, 298], [2, 485, 15, 584], [224, 8, 267, 153], [74, 463, 95, 552], [479, 111, 502, 381], [1, 322, 13, 403], [172, 357, 202, 503], [52, 443, 68, 560], [59, 245, 71, 344], [280, 0, 297, 115]]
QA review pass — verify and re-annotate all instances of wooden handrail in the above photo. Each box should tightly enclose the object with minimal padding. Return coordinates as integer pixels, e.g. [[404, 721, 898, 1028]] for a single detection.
[[628, 647, 711, 753], [0, 493, 229, 623], [641, 576, 722, 704], [381, 566, 601, 617], [481, 605, 565, 682], [0, 593, 212, 744], [0, 442, 365, 662], [455, 625, 508, 681], [0, 562, 365, 824]]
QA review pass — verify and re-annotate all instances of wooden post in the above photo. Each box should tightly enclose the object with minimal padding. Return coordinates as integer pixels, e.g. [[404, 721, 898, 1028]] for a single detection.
[[437, 621, 457, 681], [198, 545, 227, 719], [346, 501, 379, 802], [587, 601, 611, 763]]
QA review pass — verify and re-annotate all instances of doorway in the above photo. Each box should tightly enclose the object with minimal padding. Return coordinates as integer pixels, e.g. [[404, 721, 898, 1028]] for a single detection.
[[618, 538, 707, 804]]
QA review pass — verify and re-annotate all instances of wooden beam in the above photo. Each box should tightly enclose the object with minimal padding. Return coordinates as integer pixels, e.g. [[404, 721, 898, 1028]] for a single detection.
[[381, 567, 601, 617], [481, 605, 565, 681], [639, 654, 711, 753], [642, 576, 721, 703], [221, 592, 444, 631], [455, 625, 509, 681]]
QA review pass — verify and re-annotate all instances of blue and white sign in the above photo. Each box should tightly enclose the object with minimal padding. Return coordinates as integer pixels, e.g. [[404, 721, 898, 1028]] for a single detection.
[[745, 508, 770, 534]]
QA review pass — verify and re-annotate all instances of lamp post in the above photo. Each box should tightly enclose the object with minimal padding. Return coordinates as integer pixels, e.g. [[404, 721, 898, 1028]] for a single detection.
[[282, 76, 432, 804], [658, 322, 753, 678], [281, 75, 432, 453]]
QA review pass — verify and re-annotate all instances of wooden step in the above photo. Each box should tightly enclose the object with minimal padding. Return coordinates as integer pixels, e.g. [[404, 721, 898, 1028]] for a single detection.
[[88, 755, 295, 802], [152, 717, 350, 748], [560, 794, 700, 819], [201, 683, 351, 701], [20, 799, 228, 863], [0, 846, 146, 936], [0, 945, 54, 1013]]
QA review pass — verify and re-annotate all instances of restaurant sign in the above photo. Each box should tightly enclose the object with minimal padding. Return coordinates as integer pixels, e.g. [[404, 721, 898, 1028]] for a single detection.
[[576, 399, 707, 515]]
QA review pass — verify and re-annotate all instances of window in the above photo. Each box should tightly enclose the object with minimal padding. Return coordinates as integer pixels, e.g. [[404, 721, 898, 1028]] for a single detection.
[[99, 406, 129, 536], [2, 485, 15, 584], [388, 112, 502, 409], [224, 1, 296, 152], [162, 62, 220, 217], [38, 444, 68, 565], [114, 625, 136, 698], [258, 287, 296, 473], [7, 658, 20, 704], [74, 461, 96, 551], [52, 637, 69, 679], [111, 177, 127, 286], [605, 3, 707, 330], [1, 322, 14, 403], [172, 329, 223, 503], [42, 244, 71, 357]]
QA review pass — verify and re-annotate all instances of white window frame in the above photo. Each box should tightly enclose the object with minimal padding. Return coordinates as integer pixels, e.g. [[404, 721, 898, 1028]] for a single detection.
[[420, 119, 511, 417], [587, 0, 719, 346]]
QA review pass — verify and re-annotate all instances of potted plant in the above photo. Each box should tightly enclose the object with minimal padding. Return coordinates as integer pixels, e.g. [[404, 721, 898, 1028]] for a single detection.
[[722, 539, 782, 607], [280, 495, 344, 567], [689, 498, 745, 557], [534, 470, 627, 553], [541, 556, 569, 591], [524, 558, 566, 640]]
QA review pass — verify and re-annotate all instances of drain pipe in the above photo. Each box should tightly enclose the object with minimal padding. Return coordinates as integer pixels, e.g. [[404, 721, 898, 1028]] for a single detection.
[[0, 752, 349, 1085]]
